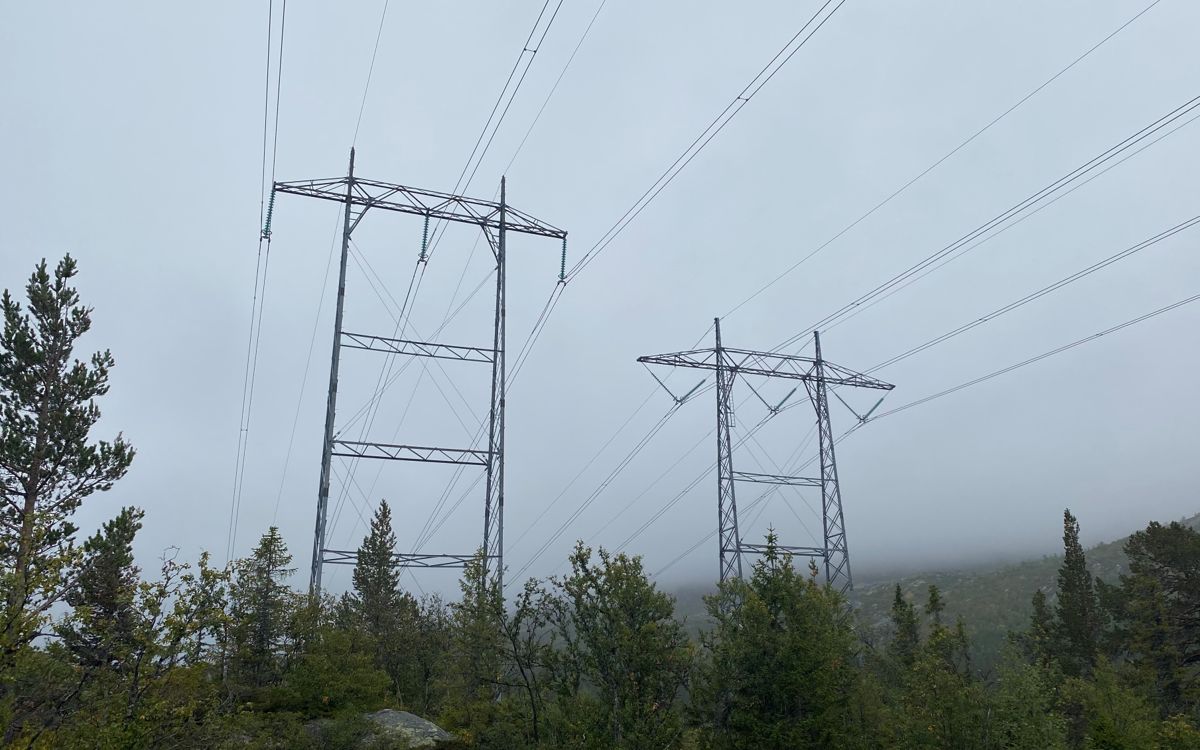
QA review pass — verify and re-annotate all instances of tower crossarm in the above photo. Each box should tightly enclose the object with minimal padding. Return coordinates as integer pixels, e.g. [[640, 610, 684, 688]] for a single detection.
[[732, 471, 822, 487], [342, 332, 496, 363], [639, 348, 894, 390], [331, 440, 491, 466], [737, 543, 826, 558], [321, 551, 499, 569], [273, 176, 567, 240]]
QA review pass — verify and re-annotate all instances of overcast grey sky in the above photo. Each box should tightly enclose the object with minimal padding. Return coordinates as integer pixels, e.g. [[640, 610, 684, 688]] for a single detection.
[[3, 1, 1198, 595]]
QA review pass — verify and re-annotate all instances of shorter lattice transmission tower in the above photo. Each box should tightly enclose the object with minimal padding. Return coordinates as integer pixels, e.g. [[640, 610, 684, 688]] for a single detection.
[[639, 319, 893, 592], [273, 148, 567, 596]]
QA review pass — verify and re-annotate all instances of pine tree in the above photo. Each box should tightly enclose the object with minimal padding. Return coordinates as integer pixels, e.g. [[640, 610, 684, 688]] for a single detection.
[[0, 256, 135, 662], [1054, 509, 1098, 677]]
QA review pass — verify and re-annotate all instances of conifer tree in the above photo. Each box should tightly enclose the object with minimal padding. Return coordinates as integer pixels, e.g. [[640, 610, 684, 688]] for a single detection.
[[227, 526, 295, 690], [1055, 509, 1099, 677], [1107, 521, 1200, 715], [57, 506, 144, 673], [888, 584, 921, 669], [0, 256, 135, 661], [1019, 588, 1056, 667], [925, 584, 946, 628], [351, 500, 428, 705], [352, 500, 401, 626], [692, 533, 863, 749]]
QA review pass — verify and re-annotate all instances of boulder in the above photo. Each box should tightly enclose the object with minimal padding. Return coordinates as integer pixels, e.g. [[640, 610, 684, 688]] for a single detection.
[[364, 709, 457, 748]]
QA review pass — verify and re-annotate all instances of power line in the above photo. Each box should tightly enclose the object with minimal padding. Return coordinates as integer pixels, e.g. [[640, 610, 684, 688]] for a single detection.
[[352, 0, 391, 145], [228, 0, 287, 561], [718, 0, 1164, 321], [566, 0, 847, 282], [867, 214, 1200, 373], [820, 109, 1200, 337], [503, 0, 851, 425], [499, 0, 609, 177], [773, 93, 1200, 351], [422, 0, 567, 261], [871, 290, 1200, 421], [508, 387, 661, 549], [272, 210, 342, 523], [613, 413, 780, 556], [508, 404, 683, 584]]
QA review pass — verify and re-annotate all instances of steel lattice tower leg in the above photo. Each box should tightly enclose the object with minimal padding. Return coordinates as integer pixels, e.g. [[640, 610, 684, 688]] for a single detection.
[[809, 330, 852, 593], [310, 148, 356, 596], [483, 179, 507, 593], [714, 318, 743, 583]]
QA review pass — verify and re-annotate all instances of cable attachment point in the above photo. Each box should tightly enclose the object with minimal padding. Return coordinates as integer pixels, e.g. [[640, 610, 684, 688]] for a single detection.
[[418, 214, 430, 263], [832, 389, 886, 425], [644, 363, 705, 406], [261, 187, 276, 240]]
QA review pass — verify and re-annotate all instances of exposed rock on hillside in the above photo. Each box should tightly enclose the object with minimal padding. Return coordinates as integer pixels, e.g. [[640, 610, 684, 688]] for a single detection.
[[364, 710, 457, 748]]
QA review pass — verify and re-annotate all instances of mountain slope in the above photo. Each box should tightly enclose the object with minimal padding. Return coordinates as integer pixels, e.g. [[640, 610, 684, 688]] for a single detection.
[[669, 511, 1200, 673]]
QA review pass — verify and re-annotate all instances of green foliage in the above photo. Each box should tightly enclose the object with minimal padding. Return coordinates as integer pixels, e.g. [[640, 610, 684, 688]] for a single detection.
[[887, 583, 921, 671], [275, 622, 390, 715], [348, 500, 438, 711], [1062, 658, 1161, 749], [544, 543, 692, 750], [1104, 521, 1200, 716], [0, 256, 134, 739], [227, 526, 298, 694], [692, 535, 865, 749], [57, 506, 144, 673], [1016, 587, 1055, 667], [1056, 509, 1100, 678], [885, 601, 989, 750], [991, 651, 1068, 749]]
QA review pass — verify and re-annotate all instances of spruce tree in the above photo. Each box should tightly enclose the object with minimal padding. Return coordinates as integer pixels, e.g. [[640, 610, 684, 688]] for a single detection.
[[57, 506, 144, 673], [1055, 509, 1098, 677], [1021, 587, 1056, 667], [352, 499, 402, 633], [692, 533, 864, 749], [888, 584, 921, 669], [228, 526, 295, 690], [1109, 521, 1200, 715], [0, 256, 135, 660], [351, 500, 429, 705], [925, 584, 946, 628]]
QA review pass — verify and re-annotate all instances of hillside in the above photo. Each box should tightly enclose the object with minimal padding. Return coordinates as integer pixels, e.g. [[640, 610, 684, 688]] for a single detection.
[[670, 511, 1200, 673]]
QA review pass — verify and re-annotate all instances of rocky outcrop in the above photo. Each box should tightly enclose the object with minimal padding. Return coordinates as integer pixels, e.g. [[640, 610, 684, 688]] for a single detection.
[[363, 710, 457, 748]]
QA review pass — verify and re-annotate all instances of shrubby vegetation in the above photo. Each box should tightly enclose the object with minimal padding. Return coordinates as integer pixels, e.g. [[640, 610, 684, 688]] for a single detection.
[[3, 257, 1199, 748]]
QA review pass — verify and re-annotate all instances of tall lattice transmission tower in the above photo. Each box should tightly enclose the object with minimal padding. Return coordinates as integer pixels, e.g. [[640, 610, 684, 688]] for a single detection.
[[639, 319, 893, 591], [274, 149, 568, 595]]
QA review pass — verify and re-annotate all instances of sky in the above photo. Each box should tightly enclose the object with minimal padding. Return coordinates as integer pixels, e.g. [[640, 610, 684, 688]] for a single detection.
[[2, 1, 1198, 597]]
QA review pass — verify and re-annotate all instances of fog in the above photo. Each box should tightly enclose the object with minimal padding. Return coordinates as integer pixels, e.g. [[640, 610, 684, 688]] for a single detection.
[[3, 1, 1198, 599]]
